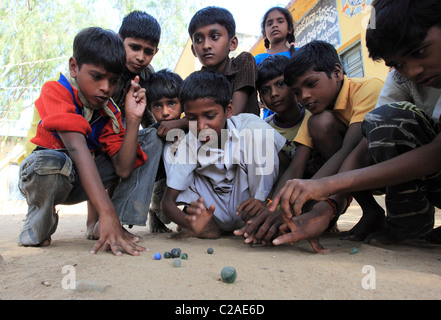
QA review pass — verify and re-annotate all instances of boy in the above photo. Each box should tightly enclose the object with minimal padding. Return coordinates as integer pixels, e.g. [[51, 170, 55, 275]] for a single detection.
[[188, 6, 260, 116], [237, 41, 384, 252], [256, 54, 305, 168], [160, 71, 285, 239], [86, 11, 161, 237], [21, 11, 161, 162], [269, 0, 441, 247], [18, 27, 162, 256], [112, 10, 160, 128], [233, 54, 322, 247], [141, 69, 184, 233]]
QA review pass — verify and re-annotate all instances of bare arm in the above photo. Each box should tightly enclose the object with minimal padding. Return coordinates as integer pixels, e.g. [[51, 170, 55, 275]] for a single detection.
[[326, 132, 441, 194], [313, 122, 363, 179], [233, 147, 311, 244], [59, 131, 144, 256], [231, 88, 250, 115], [157, 118, 189, 140], [273, 144, 311, 196], [271, 132, 441, 215], [111, 76, 146, 178], [161, 187, 193, 230]]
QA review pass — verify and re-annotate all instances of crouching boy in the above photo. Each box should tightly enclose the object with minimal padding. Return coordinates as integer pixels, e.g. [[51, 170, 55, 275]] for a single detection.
[[18, 27, 162, 256]]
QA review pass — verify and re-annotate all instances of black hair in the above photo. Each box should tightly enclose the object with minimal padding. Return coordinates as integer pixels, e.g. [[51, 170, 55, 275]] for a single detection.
[[256, 55, 291, 90], [119, 10, 161, 46], [179, 71, 232, 111], [142, 69, 183, 110], [284, 40, 342, 87], [188, 6, 236, 40], [366, 0, 441, 61], [261, 7, 296, 56], [73, 27, 126, 75]]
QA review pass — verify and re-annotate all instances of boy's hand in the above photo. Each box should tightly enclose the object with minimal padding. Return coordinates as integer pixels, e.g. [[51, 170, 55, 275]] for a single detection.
[[269, 179, 330, 217], [57, 131, 144, 256], [185, 197, 215, 235], [234, 207, 284, 245], [90, 214, 146, 256], [125, 75, 147, 123], [235, 198, 266, 222], [273, 201, 334, 253], [157, 119, 185, 140]]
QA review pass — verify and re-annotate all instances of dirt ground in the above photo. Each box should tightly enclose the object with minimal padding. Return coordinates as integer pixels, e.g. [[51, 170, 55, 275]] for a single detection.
[[1, 197, 440, 301]]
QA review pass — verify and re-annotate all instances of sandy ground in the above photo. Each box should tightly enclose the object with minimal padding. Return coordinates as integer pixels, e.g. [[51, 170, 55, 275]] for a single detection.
[[0, 197, 440, 301]]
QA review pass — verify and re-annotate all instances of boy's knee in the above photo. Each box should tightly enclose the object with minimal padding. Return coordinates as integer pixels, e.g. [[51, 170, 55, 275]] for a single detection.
[[308, 110, 344, 141], [363, 102, 436, 144], [19, 150, 75, 205], [138, 127, 164, 151], [362, 102, 437, 163]]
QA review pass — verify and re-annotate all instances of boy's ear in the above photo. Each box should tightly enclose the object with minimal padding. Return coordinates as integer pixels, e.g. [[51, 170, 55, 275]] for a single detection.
[[225, 100, 234, 118], [191, 44, 197, 57], [333, 63, 344, 81], [229, 36, 238, 52], [69, 57, 79, 78]]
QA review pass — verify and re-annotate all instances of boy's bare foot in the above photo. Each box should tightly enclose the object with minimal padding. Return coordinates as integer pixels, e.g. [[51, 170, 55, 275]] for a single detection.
[[425, 226, 441, 244], [365, 228, 406, 246], [22, 237, 52, 247], [148, 209, 172, 233], [85, 223, 99, 240], [340, 208, 386, 241], [171, 220, 221, 239]]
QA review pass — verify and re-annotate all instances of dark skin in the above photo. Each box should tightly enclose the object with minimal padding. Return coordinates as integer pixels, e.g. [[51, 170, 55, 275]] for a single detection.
[[191, 23, 251, 115], [233, 145, 305, 247], [337, 139, 386, 241], [160, 98, 234, 239], [235, 65, 366, 251], [270, 25, 441, 247], [65, 58, 147, 256], [161, 97, 284, 239], [161, 189, 221, 239], [270, 133, 441, 245]]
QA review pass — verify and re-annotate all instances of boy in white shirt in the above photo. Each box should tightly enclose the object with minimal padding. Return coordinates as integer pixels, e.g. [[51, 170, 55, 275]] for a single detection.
[[161, 71, 285, 239]]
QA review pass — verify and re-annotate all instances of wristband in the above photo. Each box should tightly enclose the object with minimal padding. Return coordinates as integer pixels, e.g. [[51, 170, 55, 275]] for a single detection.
[[325, 198, 338, 218], [266, 198, 281, 210], [266, 198, 273, 207]]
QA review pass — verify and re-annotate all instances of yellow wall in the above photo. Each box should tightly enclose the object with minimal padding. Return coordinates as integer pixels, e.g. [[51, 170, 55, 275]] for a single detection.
[[174, 39, 197, 80], [335, 0, 388, 80], [250, 0, 388, 81]]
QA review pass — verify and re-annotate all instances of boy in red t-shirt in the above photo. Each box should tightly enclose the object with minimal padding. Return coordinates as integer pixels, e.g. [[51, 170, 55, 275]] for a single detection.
[[18, 27, 162, 256]]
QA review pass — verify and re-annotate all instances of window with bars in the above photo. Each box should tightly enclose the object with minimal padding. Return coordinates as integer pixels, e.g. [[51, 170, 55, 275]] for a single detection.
[[340, 42, 365, 78]]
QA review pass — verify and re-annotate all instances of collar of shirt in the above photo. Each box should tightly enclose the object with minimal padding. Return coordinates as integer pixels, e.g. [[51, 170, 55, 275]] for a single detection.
[[201, 57, 237, 78], [333, 75, 349, 111]]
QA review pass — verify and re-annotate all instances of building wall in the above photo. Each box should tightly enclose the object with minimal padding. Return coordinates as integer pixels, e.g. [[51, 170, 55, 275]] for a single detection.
[[174, 39, 197, 80], [250, 0, 389, 81]]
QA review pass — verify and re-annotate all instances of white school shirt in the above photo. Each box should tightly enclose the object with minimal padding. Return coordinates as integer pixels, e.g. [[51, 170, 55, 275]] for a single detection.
[[163, 113, 285, 231]]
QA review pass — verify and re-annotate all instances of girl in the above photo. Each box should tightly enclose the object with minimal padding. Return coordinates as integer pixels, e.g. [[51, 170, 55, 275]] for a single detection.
[[255, 7, 296, 119], [255, 7, 296, 66]]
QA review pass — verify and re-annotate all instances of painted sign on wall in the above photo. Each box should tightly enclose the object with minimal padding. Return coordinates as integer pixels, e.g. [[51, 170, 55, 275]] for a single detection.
[[295, 0, 342, 48], [341, 0, 372, 17]]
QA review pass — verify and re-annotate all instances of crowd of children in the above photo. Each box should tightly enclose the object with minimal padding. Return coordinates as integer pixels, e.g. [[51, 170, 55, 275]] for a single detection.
[[17, 0, 441, 256]]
